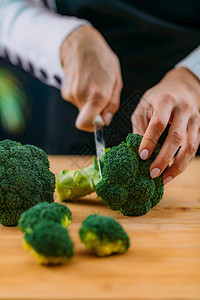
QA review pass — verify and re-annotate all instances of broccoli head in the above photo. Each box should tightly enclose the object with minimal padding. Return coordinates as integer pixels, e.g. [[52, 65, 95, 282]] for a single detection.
[[0, 140, 55, 226], [18, 202, 72, 233], [56, 134, 164, 216], [23, 221, 74, 265], [79, 214, 130, 257], [96, 134, 164, 216]]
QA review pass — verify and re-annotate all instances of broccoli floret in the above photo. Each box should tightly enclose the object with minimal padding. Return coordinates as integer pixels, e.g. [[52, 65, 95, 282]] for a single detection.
[[23, 221, 74, 265], [19, 203, 73, 265], [95, 181, 128, 210], [79, 214, 130, 257], [56, 134, 164, 216], [18, 202, 72, 233], [0, 139, 55, 226]]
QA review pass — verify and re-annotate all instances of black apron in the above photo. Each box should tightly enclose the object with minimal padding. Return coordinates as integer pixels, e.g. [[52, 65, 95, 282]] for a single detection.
[[44, 0, 200, 154]]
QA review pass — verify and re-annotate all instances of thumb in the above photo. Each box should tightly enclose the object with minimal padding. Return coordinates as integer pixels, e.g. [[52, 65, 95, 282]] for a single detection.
[[75, 98, 108, 132], [101, 84, 121, 126]]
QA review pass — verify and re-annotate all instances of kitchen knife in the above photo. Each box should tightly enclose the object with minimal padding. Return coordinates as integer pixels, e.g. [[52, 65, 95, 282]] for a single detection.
[[93, 115, 105, 179]]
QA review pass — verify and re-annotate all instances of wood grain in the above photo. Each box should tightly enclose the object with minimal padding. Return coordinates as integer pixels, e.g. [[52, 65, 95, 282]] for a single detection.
[[0, 156, 200, 300]]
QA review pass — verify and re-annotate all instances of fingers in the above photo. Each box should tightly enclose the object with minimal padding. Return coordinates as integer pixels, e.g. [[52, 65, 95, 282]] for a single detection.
[[75, 90, 109, 132], [75, 79, 122, 132], [61, 75, 121, 132], [133, 66, 200, 184], [131, 99, 151, 135], [162, 114, 200, 184], [138, 96, 174, 159], [61, 81, 87, 110], [61, 50, 122, 132], [60, 26, 123, 132], [101, 74, 123, 126], [149, 107, 190, 178]]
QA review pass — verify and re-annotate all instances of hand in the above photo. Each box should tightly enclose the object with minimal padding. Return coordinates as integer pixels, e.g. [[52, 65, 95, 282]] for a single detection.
[[60, 26, 123, 132], [131, 67, 200, 184]]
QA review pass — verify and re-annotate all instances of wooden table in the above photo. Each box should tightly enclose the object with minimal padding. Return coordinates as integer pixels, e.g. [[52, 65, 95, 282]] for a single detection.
[[0, 156, 200, 300]]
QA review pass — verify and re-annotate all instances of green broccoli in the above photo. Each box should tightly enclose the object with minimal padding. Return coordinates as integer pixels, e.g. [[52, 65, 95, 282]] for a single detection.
[[57, 134, 164, 216], [18, 202, 72, 233], [23, 221, 74, 265], [79, 214, 130, 257], [19, 202, 73, 265], [96, 134, 164, 215], [0, 139, 55, 226]]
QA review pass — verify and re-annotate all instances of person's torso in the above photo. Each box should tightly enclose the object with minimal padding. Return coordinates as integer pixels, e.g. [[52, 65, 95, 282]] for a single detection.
[[55, 0, 200, 96], [45, 0, 200, 154]]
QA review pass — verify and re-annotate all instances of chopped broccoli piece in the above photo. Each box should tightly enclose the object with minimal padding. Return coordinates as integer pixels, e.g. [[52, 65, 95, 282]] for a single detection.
[[79, 214, 130, 257], [18, 202, 72, 233], [0, 140, 55, 226], [57, 134, 164, 216], [19, 203, 73, 265], [23, 221, 74, 265]]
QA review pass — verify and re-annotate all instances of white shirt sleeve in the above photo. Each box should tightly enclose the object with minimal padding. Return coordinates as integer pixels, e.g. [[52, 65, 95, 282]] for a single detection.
[[175, 46, 200, 80], [0, 0, 91, 88]]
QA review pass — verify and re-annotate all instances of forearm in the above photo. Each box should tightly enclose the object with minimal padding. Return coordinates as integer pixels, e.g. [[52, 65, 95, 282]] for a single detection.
[[175, 45, 200, 81], [0, 0, 90, 88]]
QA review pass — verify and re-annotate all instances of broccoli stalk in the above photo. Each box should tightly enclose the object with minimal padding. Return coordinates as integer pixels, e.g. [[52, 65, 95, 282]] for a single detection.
[[56, 157, 101, 201], [56, 134, 164, 216]]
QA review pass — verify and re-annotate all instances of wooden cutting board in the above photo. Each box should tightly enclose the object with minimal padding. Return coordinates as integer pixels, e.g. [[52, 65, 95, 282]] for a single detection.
[[0, 156, 200, 300]]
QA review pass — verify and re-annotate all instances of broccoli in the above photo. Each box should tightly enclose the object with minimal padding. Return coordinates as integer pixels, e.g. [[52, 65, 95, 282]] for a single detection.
[[18, 202, 73, 265], [18, 202, 72, 233], [57, 134, 164, 216], [56, 160, 100, 201], [0, 140, 55, 226], [23, 221, 74, 265], [79, 214, 130, 257]]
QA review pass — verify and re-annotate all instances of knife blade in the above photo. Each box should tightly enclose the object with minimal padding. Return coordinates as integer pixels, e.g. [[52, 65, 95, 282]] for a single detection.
[[93, 115, 105, 179]]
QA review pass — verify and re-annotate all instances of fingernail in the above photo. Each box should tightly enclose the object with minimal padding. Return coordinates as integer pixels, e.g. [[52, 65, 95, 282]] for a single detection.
[[150, 168, 160, 178], [163, 176, 173, 185], [140, 149, 149, 160], [104, 112, 113, 126]]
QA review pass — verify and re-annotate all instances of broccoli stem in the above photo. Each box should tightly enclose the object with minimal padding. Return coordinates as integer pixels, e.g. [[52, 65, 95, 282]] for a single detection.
[[56, 162, 101, 202]]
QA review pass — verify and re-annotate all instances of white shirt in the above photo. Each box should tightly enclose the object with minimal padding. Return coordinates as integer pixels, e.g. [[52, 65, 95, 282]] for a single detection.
[[0, 0, 199, 89]]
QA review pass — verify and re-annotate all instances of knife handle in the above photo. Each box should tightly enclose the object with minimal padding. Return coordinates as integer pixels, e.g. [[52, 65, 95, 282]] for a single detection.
[[93, 114, 105, 127]]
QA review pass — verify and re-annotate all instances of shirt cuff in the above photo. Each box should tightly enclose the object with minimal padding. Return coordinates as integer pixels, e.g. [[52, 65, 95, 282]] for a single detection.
[[30, 15, 91, 88], [175, 46, 200, 80], [0, 2, 91, 88]]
